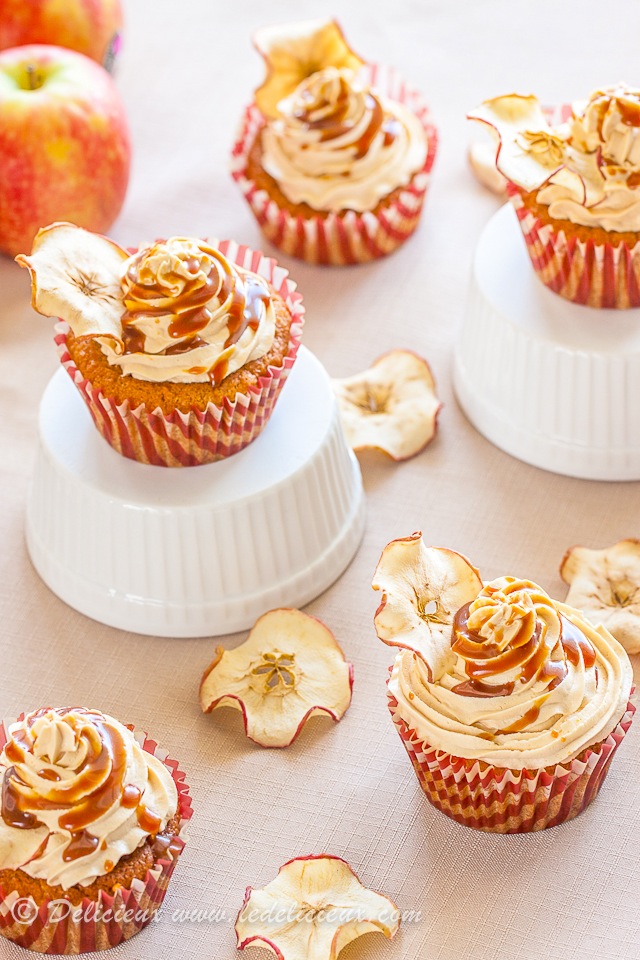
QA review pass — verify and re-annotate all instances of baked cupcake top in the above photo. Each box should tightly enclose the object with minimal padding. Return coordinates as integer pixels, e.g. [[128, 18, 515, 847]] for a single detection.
[[260, 66, 428, 213], [252, 19, 428, 213], [373, 534, 633, 769], [17, 223, 277, 385], [469, 83, 640, 231], [0, 707, 177, 889]]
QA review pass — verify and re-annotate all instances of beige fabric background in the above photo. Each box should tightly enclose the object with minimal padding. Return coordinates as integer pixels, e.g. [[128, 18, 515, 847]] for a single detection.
[[1, 1, 640, 957]]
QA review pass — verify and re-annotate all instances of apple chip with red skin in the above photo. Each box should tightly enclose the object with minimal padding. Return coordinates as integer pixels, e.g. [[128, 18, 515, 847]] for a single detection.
[[373, 532, 483, 681], [16, 221, 128, 346], [333, 350, 441, 461], [467, 94, 565, 193], [199, 609, 353, 748], [468, 141, 508, 196], [235, 855, 400, 960], [560, 540, 640, 654], [467, 93, 604, 206], [253, 19, 364, 119]]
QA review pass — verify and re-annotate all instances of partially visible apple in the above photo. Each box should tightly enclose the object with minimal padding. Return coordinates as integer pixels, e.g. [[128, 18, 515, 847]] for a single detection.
[[0, 0, 123, 71], [0, 45, 130, 258]]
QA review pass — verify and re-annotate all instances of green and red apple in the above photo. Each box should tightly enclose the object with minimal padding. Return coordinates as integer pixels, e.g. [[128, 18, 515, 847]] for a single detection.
[[0, 44, 130, 258], [0, 0, 123, 70]]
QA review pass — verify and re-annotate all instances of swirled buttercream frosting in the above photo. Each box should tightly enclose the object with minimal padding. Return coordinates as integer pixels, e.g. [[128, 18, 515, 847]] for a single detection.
[[260, 66, 427, 212], [389, 577, 632, 768], [16, 226, 278, 386], [103, 238, 276, 384], [0, 708, 178, 889], [469, 83, 640, 231]]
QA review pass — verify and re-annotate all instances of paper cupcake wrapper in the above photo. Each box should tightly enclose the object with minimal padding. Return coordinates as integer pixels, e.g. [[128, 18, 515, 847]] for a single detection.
[[388, 685, 636, 834], [508, 185, 640, 309], [0, 719, 193, 954], [231, 64, 438, 265], [55, 239, 304, 467]]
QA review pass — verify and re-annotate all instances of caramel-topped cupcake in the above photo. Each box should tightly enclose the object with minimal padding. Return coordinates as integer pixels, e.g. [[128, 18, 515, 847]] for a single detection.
[[232, 19, 437, 264], [17, 223, 304, 465], [469, 83, 640, 307], [0, 707, 192, 953], [373, 534, 635, 833], [248, 65, 428, 218]]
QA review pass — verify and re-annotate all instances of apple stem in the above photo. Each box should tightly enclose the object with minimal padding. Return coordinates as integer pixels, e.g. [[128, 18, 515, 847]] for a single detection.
[[26, 64, 38, 90]]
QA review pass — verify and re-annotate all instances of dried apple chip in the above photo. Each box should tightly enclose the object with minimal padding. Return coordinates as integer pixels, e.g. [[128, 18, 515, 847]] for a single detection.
[[333, 350, 441, 461], [467, 94, 564, 193], [253, 19, 364, 119], [468, 141, 508, 196], [16, 222, 129, 347], [199, 609, 353, 747], [560, 540, 640, 654], [235, 854, 400, 960], [467, 94, 606, 206], [373, 532, 483, 681]]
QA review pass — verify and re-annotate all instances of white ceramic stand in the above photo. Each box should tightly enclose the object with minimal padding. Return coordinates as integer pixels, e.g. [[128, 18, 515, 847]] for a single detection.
[[454, 204, 640, 480], [26, 347, 365, 637]]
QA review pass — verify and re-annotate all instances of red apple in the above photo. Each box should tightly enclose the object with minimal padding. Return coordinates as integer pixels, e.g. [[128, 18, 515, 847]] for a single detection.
[[0, 0, 123, 70], [0, 44, 130, 258]]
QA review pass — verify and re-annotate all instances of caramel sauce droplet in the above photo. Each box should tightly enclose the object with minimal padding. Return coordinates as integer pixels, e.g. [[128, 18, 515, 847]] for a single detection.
[[38, 769, 62, 782], [451, 678, 515, 698], [209, 357, 229, 384], [165, 336, 208, 355], [62, 829, 99, 862], [616, 97, 640, 127], [352, 94, 386, 159], [2, 768, 41, 829], [152, 834, 182, 859], [121, 784, 142, 809], [561, 620, 596, 668], [4, 741, 24, 765], [137, 805, 162, 835], [121, 324, 147, 354], [495, 700, 546, 735]]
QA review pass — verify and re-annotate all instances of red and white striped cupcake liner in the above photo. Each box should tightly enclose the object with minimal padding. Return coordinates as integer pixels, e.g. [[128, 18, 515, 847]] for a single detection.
[[55, 239, 304, 467], [509, 184, 640, 309], [231, 64, 438, 265], [388, 685, 635, 834], [0, 721, 193, 954]]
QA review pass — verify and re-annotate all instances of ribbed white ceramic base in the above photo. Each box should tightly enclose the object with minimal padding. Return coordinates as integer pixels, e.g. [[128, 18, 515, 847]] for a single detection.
[[454, 204, 640, 480], [26, 348, 365, 637]]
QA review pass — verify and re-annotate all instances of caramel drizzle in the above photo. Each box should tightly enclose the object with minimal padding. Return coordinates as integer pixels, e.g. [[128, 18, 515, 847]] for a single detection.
[[120, 245, 270, 385], [616, 97, 640, 127], [589, 92, 640, 131], [205, 274, 269, 385], [577, 91, 640, 165], [451, 602, 544, 696], [449, 602, 597, 738], [294, 74, 351, 131], [294, 79, 396, 160], [121, 247, 221, 353], [1, 708, 164, 862], [451, 605, 595, 706]]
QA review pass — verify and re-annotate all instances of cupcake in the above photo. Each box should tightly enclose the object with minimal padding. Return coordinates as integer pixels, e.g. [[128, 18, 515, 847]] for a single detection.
[[469, 84, 640, 308], [373, 533, 635, 833], [0, 707, 192, 953], [231, 18, 438, 265], [17, 222, 304, 466]]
